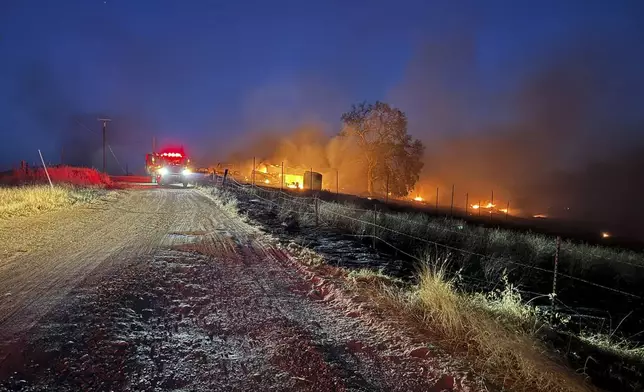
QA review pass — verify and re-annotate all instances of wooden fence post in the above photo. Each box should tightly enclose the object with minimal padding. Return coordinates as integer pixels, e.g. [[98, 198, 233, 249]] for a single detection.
[[551, 236, 561, 323]]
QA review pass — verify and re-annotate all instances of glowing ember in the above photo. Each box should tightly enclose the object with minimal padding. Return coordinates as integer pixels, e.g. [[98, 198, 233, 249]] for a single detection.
[[414, 196, 423, 202], [499, 208, 508, 213], [264, 179, 270, 184], [471, 204, 480, 209], [601, 232, 611, 238], [485, 202, 495, 209], [533, 214, 548, 219]]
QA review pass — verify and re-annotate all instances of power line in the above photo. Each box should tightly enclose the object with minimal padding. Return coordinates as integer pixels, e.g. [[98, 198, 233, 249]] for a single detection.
[[107, 145, 126, 175]]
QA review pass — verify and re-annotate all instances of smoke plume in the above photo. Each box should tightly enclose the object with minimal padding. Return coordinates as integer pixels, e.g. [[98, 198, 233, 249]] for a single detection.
[[390, 33, 644, 237]]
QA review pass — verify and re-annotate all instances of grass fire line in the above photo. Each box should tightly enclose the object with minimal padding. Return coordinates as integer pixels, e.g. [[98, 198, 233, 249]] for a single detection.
[[214, 180, 644, 392]]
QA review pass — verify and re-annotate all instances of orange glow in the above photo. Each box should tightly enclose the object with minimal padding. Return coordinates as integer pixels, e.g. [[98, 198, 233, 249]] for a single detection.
[[533, 214, 548, 219], [283, 173, 304, 189], [472, 204, 480, 209], [414, 196, 423, 202], [264, 179, 270, 184], [485, 202, 495, 209], [601, 232, 611, 238], [500, 208, 508, 213]]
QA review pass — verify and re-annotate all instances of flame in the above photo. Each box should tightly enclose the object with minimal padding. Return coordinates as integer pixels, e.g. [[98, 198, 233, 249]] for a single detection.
[[283, 173, 304, 189], [264, 179, 270, 184], [472, 204, 480, 209], [499, 208, 508, 213], [414, 196, 423, 202], [485, 202, 495, 209], [601, 231, 611, 238], [533, 214, 548, 219]]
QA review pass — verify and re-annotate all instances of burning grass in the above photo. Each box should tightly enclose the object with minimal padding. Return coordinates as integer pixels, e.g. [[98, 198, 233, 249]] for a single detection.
[[0, 185, 105, 220], [314, 200, 644, 290]]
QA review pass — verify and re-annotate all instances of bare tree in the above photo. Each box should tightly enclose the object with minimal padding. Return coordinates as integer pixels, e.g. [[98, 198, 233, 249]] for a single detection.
[[341, 101, 424, 196]]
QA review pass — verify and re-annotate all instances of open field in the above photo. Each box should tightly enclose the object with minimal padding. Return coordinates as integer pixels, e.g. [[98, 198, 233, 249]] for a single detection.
[[219, 180, 644, 391]]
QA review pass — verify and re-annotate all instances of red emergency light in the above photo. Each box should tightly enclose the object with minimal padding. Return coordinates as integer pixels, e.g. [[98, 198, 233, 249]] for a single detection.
[[161, 152, 183, 158]]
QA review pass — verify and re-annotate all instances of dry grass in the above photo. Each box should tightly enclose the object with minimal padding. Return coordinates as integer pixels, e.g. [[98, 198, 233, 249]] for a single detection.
[[202, 186, 239, 215], [579, 332, 644, 363], [0, 185, 103, 220], [220, 185, 604, 391], [351, 261, 595, 392], [347, 268, 403, 286], [3, 166, 112, 187]]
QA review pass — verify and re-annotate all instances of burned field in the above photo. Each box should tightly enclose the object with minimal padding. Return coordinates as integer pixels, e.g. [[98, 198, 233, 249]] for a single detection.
[[222, 183, 644, 392]]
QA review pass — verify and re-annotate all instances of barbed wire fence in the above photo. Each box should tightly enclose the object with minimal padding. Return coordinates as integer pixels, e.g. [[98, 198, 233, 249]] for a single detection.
[[221, 175, 643, 339]]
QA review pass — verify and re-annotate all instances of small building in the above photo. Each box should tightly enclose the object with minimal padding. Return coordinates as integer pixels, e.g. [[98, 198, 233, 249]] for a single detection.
[[303, 171, 323, 191]]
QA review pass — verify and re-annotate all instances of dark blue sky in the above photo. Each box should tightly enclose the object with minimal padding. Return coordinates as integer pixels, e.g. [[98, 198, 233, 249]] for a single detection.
[[1, 0, 643, 171]]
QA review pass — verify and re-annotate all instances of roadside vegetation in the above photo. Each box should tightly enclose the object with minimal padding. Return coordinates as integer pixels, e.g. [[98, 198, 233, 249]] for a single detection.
[[351, 262, 592, 392], [0, 185, 106, 220], [0, 166, 113, 187], [316, 199, 644, 284], [214, 184, 644, 392]]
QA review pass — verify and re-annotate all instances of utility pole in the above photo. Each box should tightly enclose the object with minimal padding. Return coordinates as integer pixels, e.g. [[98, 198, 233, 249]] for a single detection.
[[281, 161, 284, 191], [97, 117, 111, 173], [435, 187, 439, 213], [465, 193, 469, 215]]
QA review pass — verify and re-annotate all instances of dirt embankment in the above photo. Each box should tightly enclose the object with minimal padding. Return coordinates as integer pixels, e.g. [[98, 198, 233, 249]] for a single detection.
[[0, 187, 486, 391]]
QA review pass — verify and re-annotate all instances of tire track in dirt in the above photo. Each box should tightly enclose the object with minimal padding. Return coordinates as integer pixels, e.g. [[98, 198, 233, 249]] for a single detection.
[[0, 187, 485, 391], [0, 188, 180, 364]]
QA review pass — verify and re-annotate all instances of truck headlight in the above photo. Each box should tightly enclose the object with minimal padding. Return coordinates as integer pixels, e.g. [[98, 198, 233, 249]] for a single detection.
[[182, 169, 191, 176], [158, 167, 168, 176]]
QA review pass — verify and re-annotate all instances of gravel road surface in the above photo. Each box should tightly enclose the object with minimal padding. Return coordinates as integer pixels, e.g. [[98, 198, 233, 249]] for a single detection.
[[0, 187, 484, 391]]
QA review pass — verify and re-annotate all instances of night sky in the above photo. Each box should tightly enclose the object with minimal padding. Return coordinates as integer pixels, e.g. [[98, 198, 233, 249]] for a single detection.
[[1, 0, 643, 173]]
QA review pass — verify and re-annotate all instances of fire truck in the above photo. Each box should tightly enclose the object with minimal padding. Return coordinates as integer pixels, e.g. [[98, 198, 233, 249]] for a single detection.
[[145, 149, 193, 187]]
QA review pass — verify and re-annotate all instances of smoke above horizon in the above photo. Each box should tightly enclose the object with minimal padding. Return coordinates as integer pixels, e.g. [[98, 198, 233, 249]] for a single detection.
[[6, 5, 644, 239], [392, 33, 644, 236], [224, 33, 644, 238]]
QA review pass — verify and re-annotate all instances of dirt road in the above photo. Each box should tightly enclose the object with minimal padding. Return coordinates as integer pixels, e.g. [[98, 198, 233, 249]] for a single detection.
[[0, 187, 483, 391]]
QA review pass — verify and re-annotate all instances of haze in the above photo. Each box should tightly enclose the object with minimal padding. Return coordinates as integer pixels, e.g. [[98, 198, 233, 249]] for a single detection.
[[2, 0, 644, 236]]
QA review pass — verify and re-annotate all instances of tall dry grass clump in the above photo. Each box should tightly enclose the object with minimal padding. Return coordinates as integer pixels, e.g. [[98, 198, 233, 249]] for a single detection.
[[0, 185, 101, 220], [402, 262, 593, 392]]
